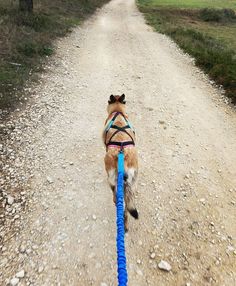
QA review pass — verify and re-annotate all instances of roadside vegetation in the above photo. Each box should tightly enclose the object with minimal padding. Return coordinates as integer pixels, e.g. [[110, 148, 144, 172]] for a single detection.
[[0, 0, 109, 110], [137, 0, 236, 103]]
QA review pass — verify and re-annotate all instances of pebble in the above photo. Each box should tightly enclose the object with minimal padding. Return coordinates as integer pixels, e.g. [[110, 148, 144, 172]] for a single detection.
[[150, 252, 156, 259], [136, 268, 143, 276], [26, 248, 32, 254], [92, 215, 97, 220], [158, 260, 172, 272], [16, 270, 25, 278], [38, 265, 44, 273], [199, 198, 206, 204], [46, 176, 54, 184], [227, 245, 235, 252], [7, 196, 14, 205], [10, 277, 19, 286]]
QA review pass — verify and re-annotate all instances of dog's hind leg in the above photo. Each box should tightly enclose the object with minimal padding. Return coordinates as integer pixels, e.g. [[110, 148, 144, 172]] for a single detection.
[[124, 168, 139, 222], [107, 169, 117, 204], [124, 183, 139, 220]]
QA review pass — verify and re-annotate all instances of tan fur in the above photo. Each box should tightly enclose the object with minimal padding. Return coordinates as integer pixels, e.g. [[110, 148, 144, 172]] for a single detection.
[[103, 95, 138, 232]]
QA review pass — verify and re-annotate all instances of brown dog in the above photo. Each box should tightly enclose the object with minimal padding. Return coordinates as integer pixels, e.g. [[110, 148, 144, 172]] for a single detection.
[[103, 94, 138, 232]]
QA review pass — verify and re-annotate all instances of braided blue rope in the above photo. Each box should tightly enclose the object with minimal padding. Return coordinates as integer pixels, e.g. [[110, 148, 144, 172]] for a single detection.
[[116, 151, 128, 286]]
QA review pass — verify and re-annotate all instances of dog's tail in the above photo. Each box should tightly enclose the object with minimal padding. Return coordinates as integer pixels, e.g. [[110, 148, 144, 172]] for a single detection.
[[128, 206, 139, 219], [124, 175, 139, 219]]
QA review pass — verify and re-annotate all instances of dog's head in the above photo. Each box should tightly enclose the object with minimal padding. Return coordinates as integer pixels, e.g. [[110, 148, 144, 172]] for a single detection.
[[107, 94, 126, 114]]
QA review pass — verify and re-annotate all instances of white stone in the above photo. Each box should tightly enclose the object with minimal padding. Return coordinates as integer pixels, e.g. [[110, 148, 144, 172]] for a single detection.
[[7, 196, 14, 205], [16, 270, 25, 278], [10, 277, 19, 286], [136, 268, 143, 276], [38, 266, 44, 273], [46, 176, 54, 184], [158, 260, 172, 271], [150, 252, 156, 259], [227, 245, 235, 252], [92, 215, 97, 220]]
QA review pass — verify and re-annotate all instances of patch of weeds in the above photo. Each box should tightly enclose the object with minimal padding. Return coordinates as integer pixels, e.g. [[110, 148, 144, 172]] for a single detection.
[[15, 13, 54, 32], [199, 8, 236, 22], [17, 41, 53, 57], [17, 41, 38, 57]]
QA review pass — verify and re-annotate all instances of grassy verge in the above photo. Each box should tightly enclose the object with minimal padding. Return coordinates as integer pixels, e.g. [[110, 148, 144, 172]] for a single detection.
[[0, 0, 109, 110], [137, 0, 236, 103]]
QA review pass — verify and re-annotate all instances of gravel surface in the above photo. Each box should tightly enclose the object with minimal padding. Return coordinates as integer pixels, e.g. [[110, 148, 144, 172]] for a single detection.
[[1, 0, 236, 285]]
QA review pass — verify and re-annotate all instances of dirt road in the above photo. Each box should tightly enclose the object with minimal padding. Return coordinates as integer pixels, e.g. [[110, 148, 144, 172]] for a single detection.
[[1, 0, 236, 285]]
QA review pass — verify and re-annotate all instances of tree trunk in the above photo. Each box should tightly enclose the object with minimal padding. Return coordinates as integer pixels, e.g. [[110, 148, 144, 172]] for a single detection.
[[19, 0, 33, 12]]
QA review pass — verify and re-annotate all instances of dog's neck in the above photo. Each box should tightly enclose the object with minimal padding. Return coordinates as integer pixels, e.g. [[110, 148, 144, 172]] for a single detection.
[[107, 103, 126, 117], [108, 111, 128, 118]]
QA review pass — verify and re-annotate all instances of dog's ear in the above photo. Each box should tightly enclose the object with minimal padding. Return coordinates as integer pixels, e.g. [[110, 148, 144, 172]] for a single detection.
[[118, 94, 126, 104], [108, 94, 116, 104]]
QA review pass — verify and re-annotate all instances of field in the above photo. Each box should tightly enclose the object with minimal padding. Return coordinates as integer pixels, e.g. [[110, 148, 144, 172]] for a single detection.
[[138, 0, 236, 103], [0, 0, 109, 110], [143, 0, 236, 9]]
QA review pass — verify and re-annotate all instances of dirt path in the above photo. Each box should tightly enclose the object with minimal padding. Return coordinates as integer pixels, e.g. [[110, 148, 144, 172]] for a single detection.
[[1, 0, 236, 285]]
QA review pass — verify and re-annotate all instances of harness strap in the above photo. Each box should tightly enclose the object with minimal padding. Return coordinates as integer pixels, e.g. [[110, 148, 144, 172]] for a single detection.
[[105, 112, 135, 149], [105, 112, 120, 133], [109, 126, 134, 144], [107, 141, 135, 147]]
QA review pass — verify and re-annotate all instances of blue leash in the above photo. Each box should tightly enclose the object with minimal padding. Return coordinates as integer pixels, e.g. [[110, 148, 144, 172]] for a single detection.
[[116, 150, 128, 286]]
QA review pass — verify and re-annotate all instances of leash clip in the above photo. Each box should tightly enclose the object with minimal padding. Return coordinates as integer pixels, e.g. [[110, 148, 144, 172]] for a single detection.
[[119, 143, 124, 153]]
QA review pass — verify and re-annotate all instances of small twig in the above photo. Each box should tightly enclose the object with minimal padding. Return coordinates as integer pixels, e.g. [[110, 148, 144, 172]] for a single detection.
[[8, 62, 22, 67]]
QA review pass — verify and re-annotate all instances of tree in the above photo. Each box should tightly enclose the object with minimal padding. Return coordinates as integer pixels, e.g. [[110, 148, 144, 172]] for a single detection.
[[19, 0, 33, 12]]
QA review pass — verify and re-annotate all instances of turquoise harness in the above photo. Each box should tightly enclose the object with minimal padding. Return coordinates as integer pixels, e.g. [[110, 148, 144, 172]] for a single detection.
[[105, 112, 135, 149]]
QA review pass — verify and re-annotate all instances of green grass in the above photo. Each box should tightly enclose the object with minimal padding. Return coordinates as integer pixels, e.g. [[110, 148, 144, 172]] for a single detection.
[[137, 0, 236, 103], [142, 0, 236, 9], [0, 0, 109, 110]]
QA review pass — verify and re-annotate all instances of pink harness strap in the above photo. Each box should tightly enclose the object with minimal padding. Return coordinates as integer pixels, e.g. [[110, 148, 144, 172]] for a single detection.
[[107, 144, 134, 149]]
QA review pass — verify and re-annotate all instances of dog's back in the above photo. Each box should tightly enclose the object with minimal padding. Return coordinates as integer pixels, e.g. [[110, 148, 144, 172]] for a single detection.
[[103, 94, 138, 231]]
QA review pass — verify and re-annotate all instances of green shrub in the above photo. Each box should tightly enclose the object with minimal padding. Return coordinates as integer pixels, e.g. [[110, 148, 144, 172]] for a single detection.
[[17, 41, 37, 57], [39, 46, 53, 56], [199, 8, 236, 22]]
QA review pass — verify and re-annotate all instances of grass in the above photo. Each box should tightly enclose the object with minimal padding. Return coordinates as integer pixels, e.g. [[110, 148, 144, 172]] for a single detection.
[[137, 0, 236, 103], [142, 0, 236, 9], [0, 0, 109, 110]]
